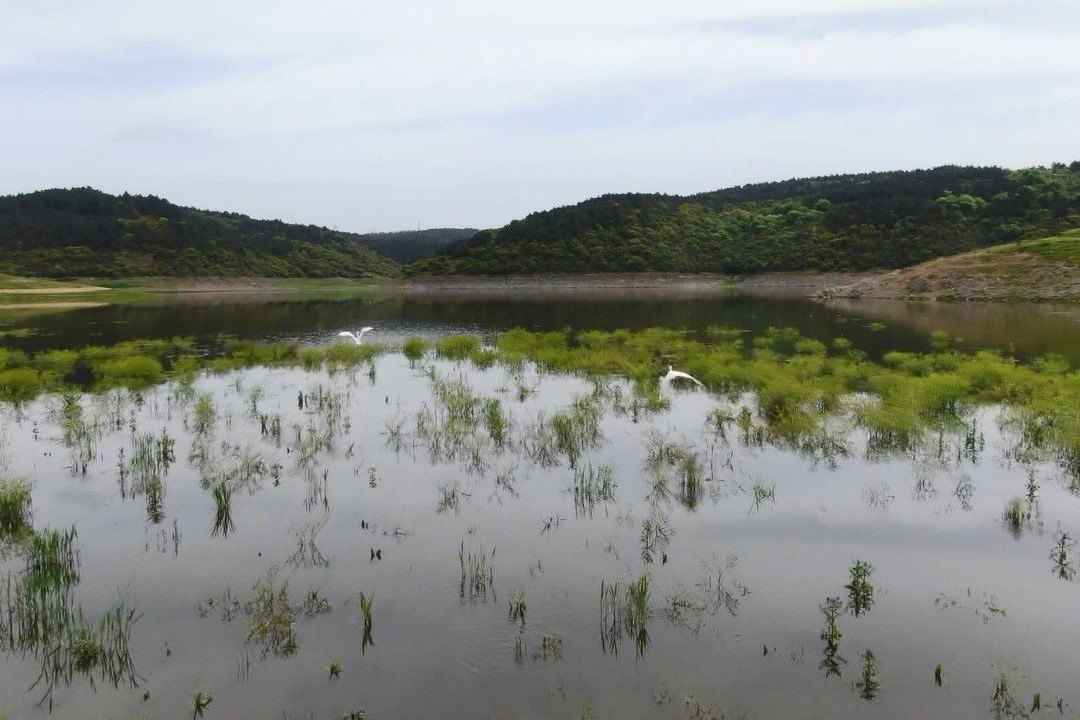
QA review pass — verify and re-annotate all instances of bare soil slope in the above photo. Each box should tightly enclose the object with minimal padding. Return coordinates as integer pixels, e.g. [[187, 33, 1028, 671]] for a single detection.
[[822, 230, 1080, 300]]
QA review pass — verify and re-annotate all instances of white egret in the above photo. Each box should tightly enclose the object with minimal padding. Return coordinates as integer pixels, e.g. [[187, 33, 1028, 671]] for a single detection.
[[660, 365, 703, 388], [337, 327, 375, 345]]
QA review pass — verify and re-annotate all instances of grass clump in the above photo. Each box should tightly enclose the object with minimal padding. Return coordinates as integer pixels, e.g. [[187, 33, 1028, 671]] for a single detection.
[[402, 337, 428, 361], [436, 335, 481, 361], [599, 576, 651, 657], [245, 567, 297, 657], [571, 464, 616, 516], [0, 476, 32, 535], [459, 542, 496, 603]]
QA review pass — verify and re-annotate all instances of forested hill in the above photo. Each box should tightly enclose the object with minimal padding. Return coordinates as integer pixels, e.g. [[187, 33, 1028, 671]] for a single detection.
[[356, 228, 478, 263], [409, 163, 1080, 275], [0, 188, 400, 278]]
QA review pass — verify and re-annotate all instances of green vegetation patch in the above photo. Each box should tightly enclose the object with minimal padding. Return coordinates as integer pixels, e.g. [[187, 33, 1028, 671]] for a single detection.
[[1014, 228, 1080, 264]]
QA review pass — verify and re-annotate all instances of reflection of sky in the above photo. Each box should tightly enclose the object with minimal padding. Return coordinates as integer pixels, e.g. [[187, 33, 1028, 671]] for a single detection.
[[3, 354, 1078, 718]]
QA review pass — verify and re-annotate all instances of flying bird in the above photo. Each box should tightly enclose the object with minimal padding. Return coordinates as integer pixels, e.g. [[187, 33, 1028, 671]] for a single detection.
[[660, 365, 703, 388], [337, 327, 374, 345]]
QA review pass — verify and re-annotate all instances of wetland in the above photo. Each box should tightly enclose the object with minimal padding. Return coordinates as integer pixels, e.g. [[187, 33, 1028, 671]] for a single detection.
[[2, 290, 1080, 718]]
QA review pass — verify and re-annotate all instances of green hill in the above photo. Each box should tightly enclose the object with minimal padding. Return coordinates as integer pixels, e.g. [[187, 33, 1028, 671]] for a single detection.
[[0, 188, 400, 278], [409, 163, 1080, 276], [356, 228, 479, 263]]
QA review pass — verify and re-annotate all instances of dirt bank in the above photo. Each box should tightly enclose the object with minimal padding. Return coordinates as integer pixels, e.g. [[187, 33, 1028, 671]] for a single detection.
[[386, 272, 873, 299], [820, 247, 1080, 301]]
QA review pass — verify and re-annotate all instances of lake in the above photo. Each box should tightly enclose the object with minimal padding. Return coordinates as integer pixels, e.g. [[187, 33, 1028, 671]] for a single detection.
[[1, 289, 1079, 719]]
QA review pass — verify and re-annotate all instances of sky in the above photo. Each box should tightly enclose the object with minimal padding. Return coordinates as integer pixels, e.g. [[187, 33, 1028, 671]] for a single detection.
[[1, 0, 1079, 232]]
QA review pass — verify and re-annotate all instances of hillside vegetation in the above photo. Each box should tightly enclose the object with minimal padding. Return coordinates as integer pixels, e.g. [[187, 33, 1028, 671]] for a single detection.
[[410, 163, 1080, 275], [823, 228, 1080, 300], [0, 188, 400, 278], [356, 228, 479, 263]]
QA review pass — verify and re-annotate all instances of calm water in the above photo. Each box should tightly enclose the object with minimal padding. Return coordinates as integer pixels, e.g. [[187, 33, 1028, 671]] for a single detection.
[[2, 291, 1080, 719], [6, 290, 1080, 362]]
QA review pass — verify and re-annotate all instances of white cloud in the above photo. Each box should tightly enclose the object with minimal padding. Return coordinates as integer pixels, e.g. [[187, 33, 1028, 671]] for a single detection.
[[1, 0, 1078, 228]]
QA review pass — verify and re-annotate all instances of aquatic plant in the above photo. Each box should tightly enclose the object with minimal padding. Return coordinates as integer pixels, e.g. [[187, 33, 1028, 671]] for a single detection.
[[991, 672, 1026, 719], [192, 394, 217, 435], [508, 590, 526, 626], [639, 508, 672, 565], [483, 398, 510, 447], [211, 482, 234, 539], [571, 463, 616, 517], [819, 596, 846, 678], [533, 634, 562, 662], [749, 481, 776, 513], [459, 542, 496, 602], [935, 662, 944, 687], [328, 660, 342, 679], [599, 576, 651, 657], [1050, 529, 1076, 580], [435, 335, 482, 361], [355, 591, 374, 652], [1002, 497, 1032, 539], [844, 560, 875, 617], [25, 527, 80, 590], [192, 691, 212, 719], [402, 337, 428, 361], [855, 649, 880, 701], [245, 568, 297, 657], [0, 476, 31, 535]]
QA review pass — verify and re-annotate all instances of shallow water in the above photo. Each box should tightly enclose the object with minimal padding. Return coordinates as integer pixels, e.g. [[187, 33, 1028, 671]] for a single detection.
[[2, 294, 1080, 719]]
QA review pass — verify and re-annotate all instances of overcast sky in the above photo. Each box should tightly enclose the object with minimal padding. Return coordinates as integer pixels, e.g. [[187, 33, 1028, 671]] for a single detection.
[[2, 1, 1078, 231]]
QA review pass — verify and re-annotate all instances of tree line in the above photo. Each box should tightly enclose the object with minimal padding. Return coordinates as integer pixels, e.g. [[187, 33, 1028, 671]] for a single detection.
[[409, 163, 1080, 275]]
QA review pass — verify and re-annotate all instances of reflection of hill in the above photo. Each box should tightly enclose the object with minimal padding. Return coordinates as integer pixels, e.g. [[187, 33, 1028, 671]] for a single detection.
[[824, 299, 1080, 360]]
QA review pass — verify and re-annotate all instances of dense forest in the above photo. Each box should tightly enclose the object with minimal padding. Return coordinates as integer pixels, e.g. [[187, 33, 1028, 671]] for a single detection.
[[355, 228, 478, 263], [0, 188, 401, 278], [409, 163, 1080, 275]]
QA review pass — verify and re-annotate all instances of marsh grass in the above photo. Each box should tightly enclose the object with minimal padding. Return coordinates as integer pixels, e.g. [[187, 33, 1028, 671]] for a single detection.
[[600, 576, 651, 657], [25, 528, 80, 590], [192, 394, 216, 436], [483, 398, 510, 447], [245, 568, 297, 657], [0, 476, 32, 535], [211, 482, 234, 538], [459, 542, 496, 603], [402, 337, 428, 362], [639, 509, 672, 565], [508, 590, 526, 626], [354, 591, 374, 652], [1, 572, 139, 705], [571, 464, 615, 517]]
